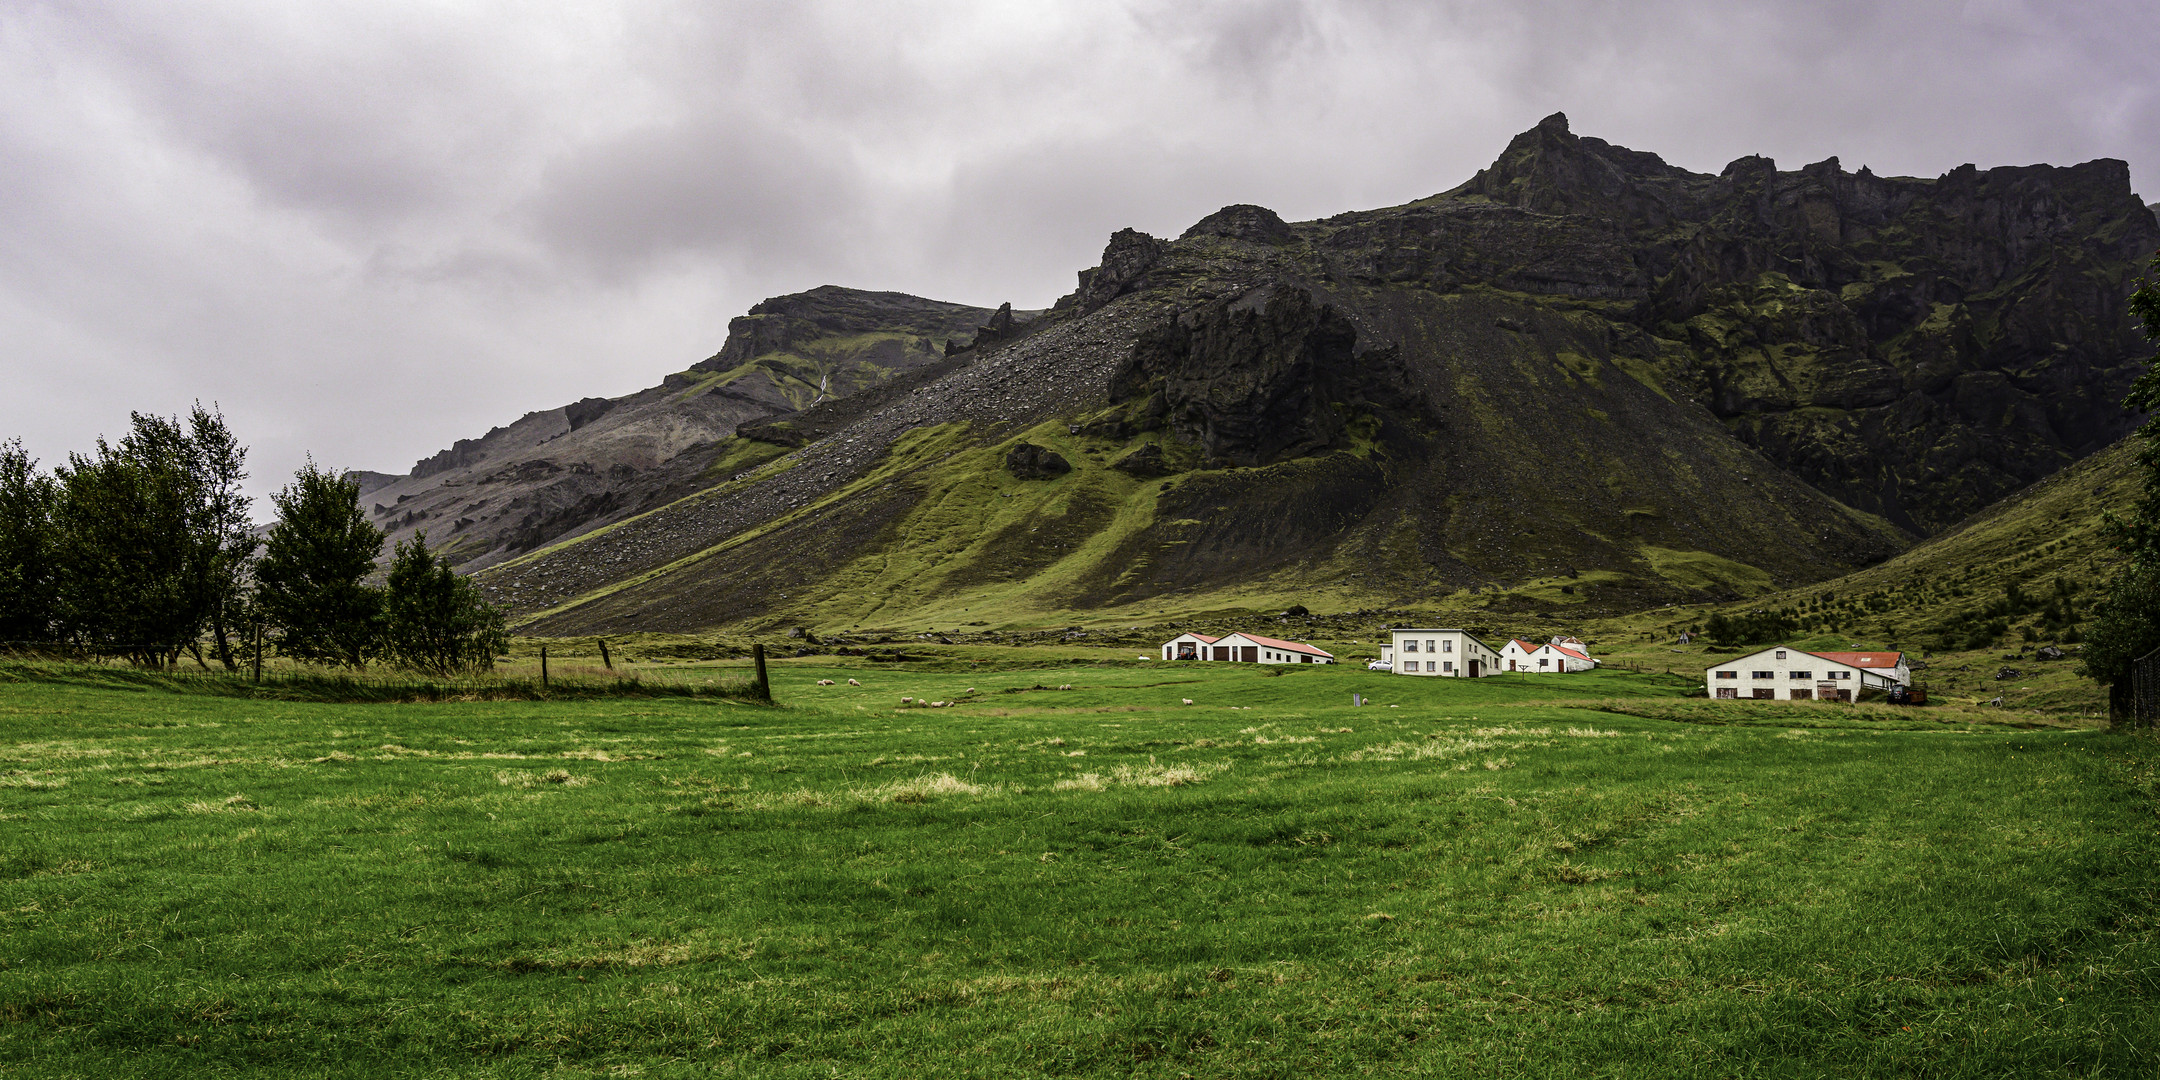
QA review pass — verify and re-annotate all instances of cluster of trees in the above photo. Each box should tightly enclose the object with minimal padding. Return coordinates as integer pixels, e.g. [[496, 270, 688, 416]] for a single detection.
[[0, 407, 504, 674], [2084, 255, 2160, 716]]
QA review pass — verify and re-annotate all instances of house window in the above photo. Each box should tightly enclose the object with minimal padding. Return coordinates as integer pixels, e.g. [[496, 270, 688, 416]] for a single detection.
[[1716, 671, 1738, 679], [1750, 671, 1774, 680], [1443, 662, 1454, 672], [1443, 640, 1453, 653], [1425, 640, 1436, 652], [1404, 640, 1418, 653], [1426, 661, 1436, 672], [1538, 658, 1550, 668], [1789, 670, 1812, 680], [1791, 688, 1813, 700], [1775, 650, 1787, 660], [1715, 688, 1737, 699], [1752, 688, 1773, 699], [1831, 671, 1850, 680]]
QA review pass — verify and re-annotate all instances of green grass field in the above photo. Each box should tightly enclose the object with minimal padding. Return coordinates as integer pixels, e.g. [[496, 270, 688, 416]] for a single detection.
[[4, 661, 2157, 1077]]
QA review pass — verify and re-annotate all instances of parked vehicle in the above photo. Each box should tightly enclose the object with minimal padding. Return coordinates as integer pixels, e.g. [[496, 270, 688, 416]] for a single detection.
[[1366, 660, 1392, 671]]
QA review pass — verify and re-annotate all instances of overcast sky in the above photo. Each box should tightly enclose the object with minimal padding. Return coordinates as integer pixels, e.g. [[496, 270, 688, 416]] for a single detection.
[[4, 0, 2156, 501]]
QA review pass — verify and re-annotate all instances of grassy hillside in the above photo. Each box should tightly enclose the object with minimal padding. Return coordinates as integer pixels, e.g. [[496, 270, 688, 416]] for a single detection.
[[4, 664, 2156, 1076], [1580, 437, 2145, 714]]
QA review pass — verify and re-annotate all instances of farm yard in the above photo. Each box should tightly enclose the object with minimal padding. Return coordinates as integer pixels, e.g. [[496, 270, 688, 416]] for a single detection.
[[2, 659, 2157, 1077]]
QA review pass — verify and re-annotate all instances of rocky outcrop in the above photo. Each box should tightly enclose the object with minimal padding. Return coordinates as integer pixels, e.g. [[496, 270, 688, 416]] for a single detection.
[[1114, 285, 1410, 466], [1005, 442, 1072, 479], [1065, 229, 1168, 315]]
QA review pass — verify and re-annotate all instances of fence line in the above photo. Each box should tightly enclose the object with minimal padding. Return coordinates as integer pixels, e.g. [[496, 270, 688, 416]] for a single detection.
[[2134, 645, 2160, 727]]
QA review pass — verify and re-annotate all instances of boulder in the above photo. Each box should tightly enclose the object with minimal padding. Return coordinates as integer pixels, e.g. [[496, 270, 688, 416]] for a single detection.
[[1005, 443, 1072, 480], [2035, 645, 2067, 661]]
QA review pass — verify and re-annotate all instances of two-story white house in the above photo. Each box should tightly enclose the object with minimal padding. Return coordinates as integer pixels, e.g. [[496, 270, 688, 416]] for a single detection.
[[1498, 637, 1597, 673], [1389, 628, 1504, 677], [1704, 645, 1909, 701]]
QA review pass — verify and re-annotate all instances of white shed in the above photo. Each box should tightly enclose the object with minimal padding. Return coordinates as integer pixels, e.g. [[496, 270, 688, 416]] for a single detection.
[[1160, 633, 1223, 661]]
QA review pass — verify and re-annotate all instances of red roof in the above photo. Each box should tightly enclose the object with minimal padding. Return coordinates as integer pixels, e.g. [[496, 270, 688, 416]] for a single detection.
[[1551, 645, 1592, 662], [1225, 632, 1335, 658], [1509, 639, 1539, 653], [1171, 633, 1220, 644], [1809, 651, 1902, 670]]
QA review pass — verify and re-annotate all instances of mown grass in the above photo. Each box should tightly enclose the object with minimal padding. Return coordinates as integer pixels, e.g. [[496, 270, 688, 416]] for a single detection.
[[2, 663, 2156, 1077]]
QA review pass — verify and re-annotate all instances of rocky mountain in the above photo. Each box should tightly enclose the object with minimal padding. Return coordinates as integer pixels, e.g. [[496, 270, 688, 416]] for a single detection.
[[438, 114, 2152, 635], [360, 288, 1016, 570]]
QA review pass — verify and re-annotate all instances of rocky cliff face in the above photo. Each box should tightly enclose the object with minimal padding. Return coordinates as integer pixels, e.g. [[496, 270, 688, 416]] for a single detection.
[[453, 115, 2153, 634], [362, 288, 1009, 570]]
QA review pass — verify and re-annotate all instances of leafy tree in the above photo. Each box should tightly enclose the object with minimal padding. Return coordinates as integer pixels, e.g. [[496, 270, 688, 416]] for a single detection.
[[2084, 253, 2160, 717], [380, 531, 506, 677], [255, 461, 385, 668], [48, 408, 252, 667], [0, 439, 58, 642]]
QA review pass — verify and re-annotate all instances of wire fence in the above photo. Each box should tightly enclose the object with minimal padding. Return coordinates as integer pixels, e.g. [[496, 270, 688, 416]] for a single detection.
[[2134, 645, 2160, 727]]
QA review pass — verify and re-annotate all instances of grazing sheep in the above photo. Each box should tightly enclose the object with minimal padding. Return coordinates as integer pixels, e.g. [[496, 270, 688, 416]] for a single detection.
[[901, 697, 914, 704], [847, 678, 860, 686], [816, 679, 835, 686], [1182, 698, 1194, 705]]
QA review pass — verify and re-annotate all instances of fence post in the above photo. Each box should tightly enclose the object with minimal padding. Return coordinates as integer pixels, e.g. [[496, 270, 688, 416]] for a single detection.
[[252, 620, 263, 684], [752, 643, 770, 703], [598, 638, 612, 670], [540, 645, 549, 689]]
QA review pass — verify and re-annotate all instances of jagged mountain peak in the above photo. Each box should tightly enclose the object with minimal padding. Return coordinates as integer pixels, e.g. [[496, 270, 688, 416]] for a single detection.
[[429, 118, 2156, 635]]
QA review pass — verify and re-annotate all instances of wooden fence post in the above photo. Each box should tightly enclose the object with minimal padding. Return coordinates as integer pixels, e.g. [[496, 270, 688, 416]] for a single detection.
[[598, 638, 612, 670], [752, 643, 770, 702], [540, 645, 549, 689]]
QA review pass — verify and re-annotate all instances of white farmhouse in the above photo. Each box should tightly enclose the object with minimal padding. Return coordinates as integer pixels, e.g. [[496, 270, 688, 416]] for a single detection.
[[1705, 645, 1910, 701], [1498, 637, 1597, 673], [1389, 628, 1503, 677]]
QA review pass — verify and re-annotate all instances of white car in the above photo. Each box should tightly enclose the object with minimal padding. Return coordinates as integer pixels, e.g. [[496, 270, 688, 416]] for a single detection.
[[1366, 660, 1392, 671]]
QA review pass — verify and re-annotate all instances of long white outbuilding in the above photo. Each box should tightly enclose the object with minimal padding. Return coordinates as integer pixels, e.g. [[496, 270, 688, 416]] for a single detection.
[[1704, 645, 1910, 701]]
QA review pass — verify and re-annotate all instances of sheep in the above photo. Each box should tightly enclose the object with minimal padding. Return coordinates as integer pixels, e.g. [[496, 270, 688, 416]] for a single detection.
[[1182, 698, 1194, 705], [816, 679, 835, 686], [847, 678, 860, 686]]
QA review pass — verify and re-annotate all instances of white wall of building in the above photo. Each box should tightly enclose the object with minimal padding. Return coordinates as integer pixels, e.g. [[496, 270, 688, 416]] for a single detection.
[[1390, 629, 1503, 677], [1705, 646, 1863, 701]]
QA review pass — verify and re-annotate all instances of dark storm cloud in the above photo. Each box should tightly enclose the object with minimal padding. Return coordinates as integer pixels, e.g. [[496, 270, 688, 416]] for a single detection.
[[1, 0, 2154, 503]]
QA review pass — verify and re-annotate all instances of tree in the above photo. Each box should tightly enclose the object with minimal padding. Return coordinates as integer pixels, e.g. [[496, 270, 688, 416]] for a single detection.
[[2084, 253, 2160, 717], [0, 439, 57, 643], [380, 532, 506, 677], [255, 461, 385, 668], [48, 409, 252, 667]]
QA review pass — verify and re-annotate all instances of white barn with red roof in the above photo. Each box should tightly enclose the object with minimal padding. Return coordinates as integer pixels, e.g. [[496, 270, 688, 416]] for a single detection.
[[1705, 645, 1909, 701], [1216, 632, 1336, 664], [1159, 631, 1335, 664]]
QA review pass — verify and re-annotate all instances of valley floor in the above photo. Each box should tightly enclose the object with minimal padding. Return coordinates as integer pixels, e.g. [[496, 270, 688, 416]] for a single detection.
[[2, 664, 2156, 1077]]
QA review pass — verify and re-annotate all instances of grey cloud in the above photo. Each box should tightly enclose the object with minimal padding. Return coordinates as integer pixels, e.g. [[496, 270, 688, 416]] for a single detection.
[[0, 0, 2154, 505]]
